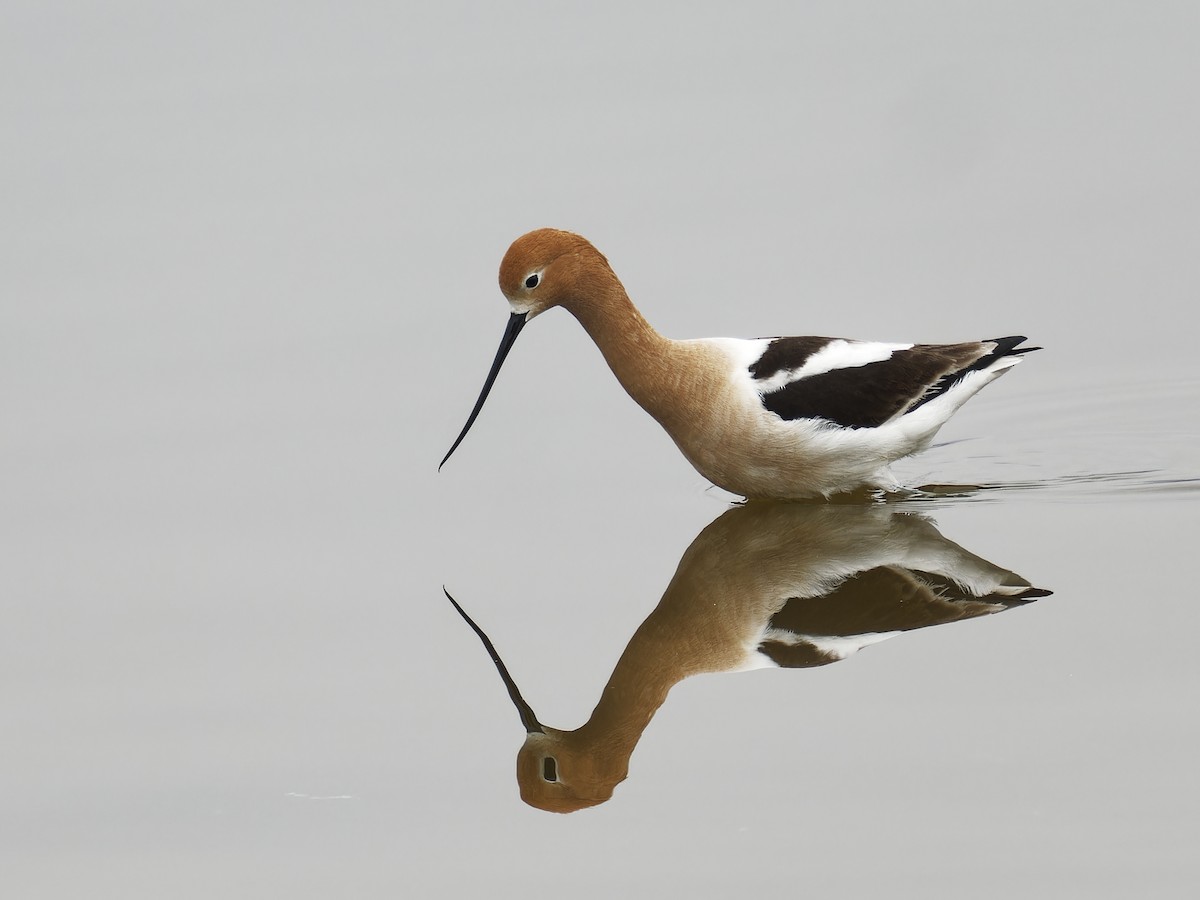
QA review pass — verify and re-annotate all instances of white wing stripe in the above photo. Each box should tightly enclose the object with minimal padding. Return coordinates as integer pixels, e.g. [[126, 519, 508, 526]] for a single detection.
[[753, 339, 914, 393]]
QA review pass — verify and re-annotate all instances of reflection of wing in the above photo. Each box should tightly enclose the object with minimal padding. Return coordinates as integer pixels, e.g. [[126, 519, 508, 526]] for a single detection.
[[749, 336, 1036, 428], [757, 565, 1050, 669]]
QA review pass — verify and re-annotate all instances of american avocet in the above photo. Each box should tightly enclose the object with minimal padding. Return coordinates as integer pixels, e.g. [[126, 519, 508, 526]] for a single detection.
[[446, 502, 1049, 812], [440, 229, 1039, 498]]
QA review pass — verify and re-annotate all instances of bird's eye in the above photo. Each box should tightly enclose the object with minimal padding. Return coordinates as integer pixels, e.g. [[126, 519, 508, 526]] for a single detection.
[[525, 273, 540, 289], [542, 756, 558, 782]]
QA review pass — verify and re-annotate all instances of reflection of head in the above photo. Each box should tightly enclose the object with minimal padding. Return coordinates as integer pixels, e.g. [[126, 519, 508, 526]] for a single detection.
[[515, 731, 619, 814], [444, 588, 652, 813]]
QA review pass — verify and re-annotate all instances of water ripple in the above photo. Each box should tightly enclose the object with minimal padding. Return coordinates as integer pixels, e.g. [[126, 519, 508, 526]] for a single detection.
[[906, 469, 1200, 504], [892, 369, 1200, 505]]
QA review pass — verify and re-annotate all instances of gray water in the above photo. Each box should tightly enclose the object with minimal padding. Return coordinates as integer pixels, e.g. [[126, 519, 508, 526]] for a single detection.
[[4, 3, 1199, 897]]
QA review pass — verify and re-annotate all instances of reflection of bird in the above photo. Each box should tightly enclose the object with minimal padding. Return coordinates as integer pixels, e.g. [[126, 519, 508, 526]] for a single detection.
[[440, 229, 1039, 498], [446, 501, 1050, 813]]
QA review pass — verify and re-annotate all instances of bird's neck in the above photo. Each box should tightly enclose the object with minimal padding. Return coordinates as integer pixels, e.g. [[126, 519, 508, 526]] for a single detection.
[[565, 283, 680, 420], [561, 634, 680, 787]]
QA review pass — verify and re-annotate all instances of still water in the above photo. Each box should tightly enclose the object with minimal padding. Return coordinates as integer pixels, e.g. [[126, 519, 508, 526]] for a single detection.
[[10, 332, 1196, 898], [6, 3, 1200, 898]]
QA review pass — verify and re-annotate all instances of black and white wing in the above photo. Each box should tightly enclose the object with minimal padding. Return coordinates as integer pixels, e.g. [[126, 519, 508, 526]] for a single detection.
[[748, 335, 1038, 428]]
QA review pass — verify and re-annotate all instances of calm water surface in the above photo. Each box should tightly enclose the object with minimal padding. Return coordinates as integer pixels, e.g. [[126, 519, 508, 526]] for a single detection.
[[14, 366, 1196, 898], [5, 3, 1199, 898]]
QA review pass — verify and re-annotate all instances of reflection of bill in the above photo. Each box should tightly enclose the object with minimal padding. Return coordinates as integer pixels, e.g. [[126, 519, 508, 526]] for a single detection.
[[447, 502, 1050, 814]]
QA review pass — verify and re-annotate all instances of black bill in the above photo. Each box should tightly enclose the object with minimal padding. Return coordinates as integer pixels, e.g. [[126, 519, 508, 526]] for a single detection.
[[439, 311, 528, 470], [443, 588, 544, 734]]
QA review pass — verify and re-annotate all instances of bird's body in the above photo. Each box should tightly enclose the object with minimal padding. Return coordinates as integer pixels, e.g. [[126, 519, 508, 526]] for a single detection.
[[441, 229, 1038, 499]]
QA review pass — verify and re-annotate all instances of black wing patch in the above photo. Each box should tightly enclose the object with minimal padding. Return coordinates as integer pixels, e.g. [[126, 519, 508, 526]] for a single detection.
[[753, 337, 1035, 429], [757, 563, 1044, 668]]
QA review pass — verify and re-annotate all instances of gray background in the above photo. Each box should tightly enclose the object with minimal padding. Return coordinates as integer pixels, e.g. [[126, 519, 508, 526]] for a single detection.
[[4, 2, 1198, 897]]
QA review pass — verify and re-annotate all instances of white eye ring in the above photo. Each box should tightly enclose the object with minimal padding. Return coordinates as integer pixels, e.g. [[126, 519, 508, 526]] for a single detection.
[[524, 273, 540, 289]]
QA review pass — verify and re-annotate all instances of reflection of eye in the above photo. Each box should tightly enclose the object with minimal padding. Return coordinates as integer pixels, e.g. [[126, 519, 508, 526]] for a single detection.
[[525, 273, 539, 289], [542, 756, 558, 782]]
